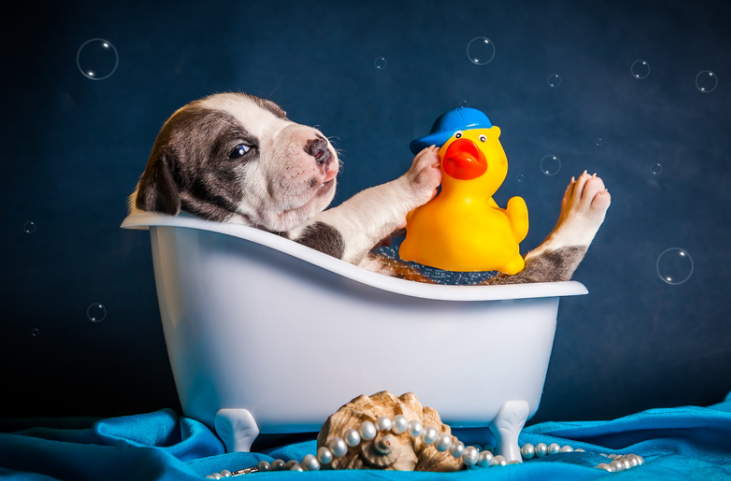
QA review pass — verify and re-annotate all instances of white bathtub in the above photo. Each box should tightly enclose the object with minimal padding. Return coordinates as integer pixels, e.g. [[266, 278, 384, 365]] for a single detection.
[[122, 212, 587, 463]]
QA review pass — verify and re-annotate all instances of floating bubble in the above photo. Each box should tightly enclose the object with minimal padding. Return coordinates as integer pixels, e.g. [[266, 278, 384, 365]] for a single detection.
[[87, 303, 107, 322], [23, 221, 36, 234], [466, 37, 495, 65], [540, 155, 561, 176], [650, 162, 662, 175], [547, 74, 561, 88], [695, 70, 718, 93], [517, 173, 526, 183], [631, 60, 650, 79], [77, 38, 119, 80], [374, 57, 387, 69], [31, 328, 40, 337], [459, 99, 468, 107], [595, 138, 603, 146], [656, 248, 693, 285]]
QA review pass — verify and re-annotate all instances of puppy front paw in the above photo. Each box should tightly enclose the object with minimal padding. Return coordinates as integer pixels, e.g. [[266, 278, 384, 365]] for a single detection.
[[405, 146, 442, 205]]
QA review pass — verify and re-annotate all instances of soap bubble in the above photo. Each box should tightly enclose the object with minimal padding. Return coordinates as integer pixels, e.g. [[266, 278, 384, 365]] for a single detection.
[[77, 38, 118, 80], [695, 70, 718, 93], [595, 138, 603, 146], [540, 155, 561, 176], [650, 162, 662, 175], [547, 74, 561, 88], [656, 248, 693, 285], [374, 57, 387, 69], [631, 60, 650, 79], [87, 303, 107, 322], [31, 328, 40, 337], [466, 37, 495, 65], [23, 221, 36, 234]]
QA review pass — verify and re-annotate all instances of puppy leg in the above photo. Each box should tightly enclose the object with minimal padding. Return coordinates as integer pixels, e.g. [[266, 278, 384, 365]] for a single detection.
[[359, 253, 436, 283], [488, 172, 611, 284], [290, 147, 442, 265]]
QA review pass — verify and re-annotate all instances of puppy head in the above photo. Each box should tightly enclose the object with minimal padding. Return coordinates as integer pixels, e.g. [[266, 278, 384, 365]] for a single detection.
[[130, 92, 339, 232]]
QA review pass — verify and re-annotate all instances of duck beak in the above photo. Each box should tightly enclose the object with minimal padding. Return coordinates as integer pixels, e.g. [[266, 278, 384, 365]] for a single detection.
[[442, 138, 487, 180]]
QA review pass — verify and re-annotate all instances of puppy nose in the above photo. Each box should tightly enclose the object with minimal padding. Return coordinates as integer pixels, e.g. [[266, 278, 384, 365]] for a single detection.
[[305, 137, 331, 166]]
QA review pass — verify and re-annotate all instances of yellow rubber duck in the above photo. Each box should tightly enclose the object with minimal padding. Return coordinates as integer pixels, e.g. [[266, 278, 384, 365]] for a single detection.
[[400, 107, 528, 274]]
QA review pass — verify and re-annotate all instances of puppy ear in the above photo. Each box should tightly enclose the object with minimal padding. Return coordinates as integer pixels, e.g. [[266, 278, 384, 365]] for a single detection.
[[135, 148, 182, 215]]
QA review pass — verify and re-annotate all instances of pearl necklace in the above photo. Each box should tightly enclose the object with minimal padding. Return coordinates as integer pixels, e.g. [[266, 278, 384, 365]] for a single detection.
[[205, 415, 645, 478]]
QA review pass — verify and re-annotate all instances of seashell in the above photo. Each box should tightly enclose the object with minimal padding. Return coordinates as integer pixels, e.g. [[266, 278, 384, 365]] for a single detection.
[[317, 391, 464, 472]]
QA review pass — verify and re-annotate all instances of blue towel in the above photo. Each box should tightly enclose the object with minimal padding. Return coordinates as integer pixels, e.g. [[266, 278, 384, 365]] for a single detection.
[[2, 391, 731, 480]]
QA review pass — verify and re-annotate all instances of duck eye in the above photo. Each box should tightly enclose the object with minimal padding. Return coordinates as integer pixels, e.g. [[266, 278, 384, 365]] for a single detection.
[[229, 144, 250, 159], [479, 134, 487, 142], [455, 131, 463, 139]]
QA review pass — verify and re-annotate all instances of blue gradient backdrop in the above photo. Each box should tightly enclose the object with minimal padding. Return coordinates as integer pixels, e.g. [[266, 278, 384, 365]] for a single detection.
[[2, 0, 730, 425]]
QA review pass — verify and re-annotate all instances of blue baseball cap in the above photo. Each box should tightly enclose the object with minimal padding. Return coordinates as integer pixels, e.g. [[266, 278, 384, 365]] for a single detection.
[[410, 107, 493, 154]]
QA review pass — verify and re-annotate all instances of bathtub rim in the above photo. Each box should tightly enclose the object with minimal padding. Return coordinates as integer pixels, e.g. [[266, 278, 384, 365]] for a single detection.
[[121, 212, 588, 302]]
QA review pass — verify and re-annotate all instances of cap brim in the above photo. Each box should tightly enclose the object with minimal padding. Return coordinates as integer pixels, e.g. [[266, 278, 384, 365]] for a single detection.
[[409, 131, 454, 155]]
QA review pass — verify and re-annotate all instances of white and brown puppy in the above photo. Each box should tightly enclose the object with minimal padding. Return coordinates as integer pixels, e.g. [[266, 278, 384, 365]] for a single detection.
[[129, 92, 610, 283]]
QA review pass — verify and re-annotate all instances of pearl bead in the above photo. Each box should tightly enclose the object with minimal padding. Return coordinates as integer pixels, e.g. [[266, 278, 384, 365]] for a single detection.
[[317, 446, 333, 465], [376, 416, 392, 432], [329, 437, 348, 458], [477, 450, 494, 467], [449, 441, 465, 458], [434, 433, 452, 452], [344, 428, 361, 447], [521, 443, 535, 459], [392, 415, 408, 434], [302, 454, 320, 471], [535, 443, 548, 457], [407, 420, 423, 437], [462, 446, 479, 467], [421, 426, 438, 444], [575, 448, 585, 452], [596, 462, 613, 472], [359, 421, 377, 441], [609, 460, 625, 472], [209, 423, 648, 477]]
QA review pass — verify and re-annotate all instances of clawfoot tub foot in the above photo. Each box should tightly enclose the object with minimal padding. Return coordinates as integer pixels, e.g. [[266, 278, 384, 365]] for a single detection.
[[488, 400, 530, 463], [215, 408, 260, 452]]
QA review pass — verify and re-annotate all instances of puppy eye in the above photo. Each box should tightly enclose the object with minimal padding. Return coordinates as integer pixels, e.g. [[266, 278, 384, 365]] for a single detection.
[[479, 134, 487, 142], [229, 144, 251, 159], [455, 131, 463, 139]]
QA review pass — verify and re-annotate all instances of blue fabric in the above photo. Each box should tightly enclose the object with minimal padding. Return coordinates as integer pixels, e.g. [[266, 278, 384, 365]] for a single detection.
[[3, 393, 731, 480]]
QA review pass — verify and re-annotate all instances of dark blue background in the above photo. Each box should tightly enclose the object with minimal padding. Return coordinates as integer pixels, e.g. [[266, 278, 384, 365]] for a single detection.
[[2, 0, 730, 425]]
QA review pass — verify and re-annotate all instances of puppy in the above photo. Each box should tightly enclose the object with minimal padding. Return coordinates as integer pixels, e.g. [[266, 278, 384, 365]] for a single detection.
[[129, 92, 610, 283]]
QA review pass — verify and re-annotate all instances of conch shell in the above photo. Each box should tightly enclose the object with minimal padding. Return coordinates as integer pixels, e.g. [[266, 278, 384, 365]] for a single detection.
[[317, 391, 464, 472]]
